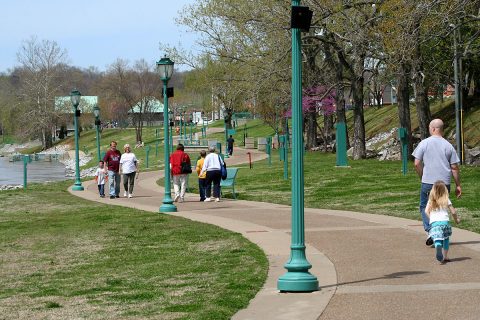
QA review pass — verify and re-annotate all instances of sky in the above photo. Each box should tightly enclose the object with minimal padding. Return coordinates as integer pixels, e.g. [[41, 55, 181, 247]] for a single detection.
[[0, 0, 199, 72]]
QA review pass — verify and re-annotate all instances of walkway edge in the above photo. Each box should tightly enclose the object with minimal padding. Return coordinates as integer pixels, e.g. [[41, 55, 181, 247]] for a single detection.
[[69, 177, 338, 320]]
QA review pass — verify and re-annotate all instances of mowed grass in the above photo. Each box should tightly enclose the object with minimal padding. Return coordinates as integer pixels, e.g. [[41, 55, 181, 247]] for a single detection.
[[0, 181, 268, 319], [207, 119, 276, 146], [174, 152, 480, 234]]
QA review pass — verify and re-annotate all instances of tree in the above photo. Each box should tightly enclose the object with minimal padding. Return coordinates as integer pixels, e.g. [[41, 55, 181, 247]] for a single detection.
[[103, 59, 161, 143], [15, 36, 68, 149], [0, 74, 18, 139]]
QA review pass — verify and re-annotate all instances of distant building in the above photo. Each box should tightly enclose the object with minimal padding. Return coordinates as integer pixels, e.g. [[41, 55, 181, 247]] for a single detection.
[[128, 97, 164, 126]]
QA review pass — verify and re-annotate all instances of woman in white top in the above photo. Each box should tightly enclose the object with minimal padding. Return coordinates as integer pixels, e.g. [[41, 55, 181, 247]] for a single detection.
[[119, 144, 138, 198], [200, 146, 224, 202]]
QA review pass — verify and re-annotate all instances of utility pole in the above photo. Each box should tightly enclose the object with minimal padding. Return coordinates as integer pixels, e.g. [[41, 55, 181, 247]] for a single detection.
[[453, 25, 464, 164]]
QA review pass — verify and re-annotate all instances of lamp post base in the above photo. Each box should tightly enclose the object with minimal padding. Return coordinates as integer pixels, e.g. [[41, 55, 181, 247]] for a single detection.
[[160, 201, 177, 213], [72, 183, 84, 191], [277, 271, 319, 292]]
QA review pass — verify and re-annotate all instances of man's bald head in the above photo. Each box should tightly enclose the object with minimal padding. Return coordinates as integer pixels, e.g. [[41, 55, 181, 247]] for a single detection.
[[429, 119, 444, 136]]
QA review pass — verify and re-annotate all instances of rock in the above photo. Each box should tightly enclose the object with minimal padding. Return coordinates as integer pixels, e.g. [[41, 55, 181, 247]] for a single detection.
[[347, 147, 353, 157], [0, 184, 23, 191], [465, 147, 480, 166], [366, 148, 378, 159]]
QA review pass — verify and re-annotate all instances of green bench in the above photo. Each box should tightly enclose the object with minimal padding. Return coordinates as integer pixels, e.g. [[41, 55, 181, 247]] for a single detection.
[[220, 167, 239, 199]]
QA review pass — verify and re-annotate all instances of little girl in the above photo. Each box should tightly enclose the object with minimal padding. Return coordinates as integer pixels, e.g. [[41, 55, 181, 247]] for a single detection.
[[426, 181, 460, 263]]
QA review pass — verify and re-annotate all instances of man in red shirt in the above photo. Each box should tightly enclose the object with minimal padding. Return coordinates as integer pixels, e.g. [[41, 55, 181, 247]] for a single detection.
[[103, 141, 122, 199], [169, 144, 191, 202]]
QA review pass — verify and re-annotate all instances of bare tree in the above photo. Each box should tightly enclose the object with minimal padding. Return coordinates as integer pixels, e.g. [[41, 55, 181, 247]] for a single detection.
[[104, 59, 161, 143], [15, 36, 68, 149]]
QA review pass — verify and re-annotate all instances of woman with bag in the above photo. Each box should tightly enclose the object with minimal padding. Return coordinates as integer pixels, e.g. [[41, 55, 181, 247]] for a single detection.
[[169, 143, 191, 203], [200, 146, 225, 202]]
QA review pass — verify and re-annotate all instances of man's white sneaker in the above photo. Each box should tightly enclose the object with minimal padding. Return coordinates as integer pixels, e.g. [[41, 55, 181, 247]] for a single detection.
[[215, 198, 220, 202], [128, 193, 133, 198], [204, 198, 212, 202], [124, 191, 128, 197], [174, 195, 180, 202]]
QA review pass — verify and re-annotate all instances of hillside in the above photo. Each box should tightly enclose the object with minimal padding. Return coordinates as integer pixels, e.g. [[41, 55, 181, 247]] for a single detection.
[[345, 98, 480, 147]]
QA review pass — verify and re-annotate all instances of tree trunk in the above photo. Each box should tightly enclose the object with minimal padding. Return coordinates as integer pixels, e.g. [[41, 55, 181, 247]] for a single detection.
[[351, 75, 366, 159], [413, 25, 431, 139], [135, 112, 143, 144], [414, 73, 431, 139], [305, 111, 317, 149], [396, 63, 413, 157], [334, 69, 350, 149], [324, 114, 333, 151]]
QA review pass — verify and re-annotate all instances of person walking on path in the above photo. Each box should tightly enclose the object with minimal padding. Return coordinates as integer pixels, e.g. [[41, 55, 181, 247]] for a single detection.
[[104, 141, 122, 199], [170, 144, 191, 203], [426, 181, 460, 262], [412, 118, 461, 245], [94, 160, 107, 198], [119, 144, 138, 198], [227, 135, 235, 156], [200, 146, 224, 202], [196, 150, 207, 201]]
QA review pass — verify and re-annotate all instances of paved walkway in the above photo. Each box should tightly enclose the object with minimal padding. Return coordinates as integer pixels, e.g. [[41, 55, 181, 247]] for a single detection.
[[70, 144, 480, 320]]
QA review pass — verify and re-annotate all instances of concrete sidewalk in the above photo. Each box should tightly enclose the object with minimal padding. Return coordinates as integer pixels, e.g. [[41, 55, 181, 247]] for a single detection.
[[70, 147, 480, 320]]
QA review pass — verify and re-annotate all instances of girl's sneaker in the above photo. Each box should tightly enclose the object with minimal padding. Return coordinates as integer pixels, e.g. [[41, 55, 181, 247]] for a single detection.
[[128, 193, 133, 198], [124, 191, 128, 197], [435, 246, 443, 262], [204, 198, 212, 202], [215, 198, 220, 202]]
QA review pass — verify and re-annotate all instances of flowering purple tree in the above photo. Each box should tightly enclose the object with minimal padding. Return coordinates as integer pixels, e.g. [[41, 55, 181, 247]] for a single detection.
[[285, 85, 337, 149]]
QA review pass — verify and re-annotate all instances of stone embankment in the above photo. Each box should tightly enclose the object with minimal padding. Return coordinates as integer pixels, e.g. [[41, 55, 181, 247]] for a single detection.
[[39, 146, 94, 178], [345, 128, 479, 165], [0, 184, 23, 191]]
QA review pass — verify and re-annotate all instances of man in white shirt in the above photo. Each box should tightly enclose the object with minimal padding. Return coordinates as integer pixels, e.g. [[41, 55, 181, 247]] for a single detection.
[[412, 119, 461, 245]]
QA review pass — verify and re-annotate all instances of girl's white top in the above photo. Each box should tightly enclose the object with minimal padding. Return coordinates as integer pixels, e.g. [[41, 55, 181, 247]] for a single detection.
[[95, 168, 106, 185], [428, 199, 452, 224], [120, 153, 138, 174]]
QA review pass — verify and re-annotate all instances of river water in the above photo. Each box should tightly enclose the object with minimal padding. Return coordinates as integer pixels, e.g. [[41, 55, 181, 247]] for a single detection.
[[0, 157, 67, 185]]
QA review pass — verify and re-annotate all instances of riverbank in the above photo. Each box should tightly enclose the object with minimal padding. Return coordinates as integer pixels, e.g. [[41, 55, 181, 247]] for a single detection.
[[0, 142, 95, 188]]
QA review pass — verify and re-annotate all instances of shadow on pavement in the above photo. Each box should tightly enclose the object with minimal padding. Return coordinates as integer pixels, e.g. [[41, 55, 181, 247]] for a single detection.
[[321, 270, 429, 288], [446, 257, 472, 262], [451, 241, 480, 245]]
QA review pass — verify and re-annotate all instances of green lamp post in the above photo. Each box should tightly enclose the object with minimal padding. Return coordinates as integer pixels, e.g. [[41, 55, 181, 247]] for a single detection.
[[180, 108, 184, 141], [224, 115, 230, 158], [183, 111, 187, 140], [169, 111, 174, 154], [93, 104, 101, 162], [70, 89, 84, 191], [202, 117, 207, 138], [157, 57, 176, 213], [277, 0, 318, 292]]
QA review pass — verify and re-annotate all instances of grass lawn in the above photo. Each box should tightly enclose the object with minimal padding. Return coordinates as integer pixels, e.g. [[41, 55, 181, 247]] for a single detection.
[[0, 181, 268, 319], [207, 119, 277, 147], [0, 134, 16, 145], [165, 152, 480, 234]]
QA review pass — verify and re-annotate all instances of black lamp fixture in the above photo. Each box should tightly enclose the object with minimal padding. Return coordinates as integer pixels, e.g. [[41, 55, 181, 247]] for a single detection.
[[291, 6, 313, 32]]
